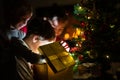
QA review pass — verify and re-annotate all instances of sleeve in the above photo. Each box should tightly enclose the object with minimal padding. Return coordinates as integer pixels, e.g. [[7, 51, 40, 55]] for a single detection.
[[10, 37, 45, 64]]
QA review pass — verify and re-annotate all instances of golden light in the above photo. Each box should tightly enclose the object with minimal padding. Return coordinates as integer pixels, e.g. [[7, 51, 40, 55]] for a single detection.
[[87, 16, 91, 19], [78, 6, 83, 11], [81, 37, 85, 41], [72, 28, 82, 38], [64, 33, 70, 40], [81, 31, 84, 35], [76, 28, 81, 35]]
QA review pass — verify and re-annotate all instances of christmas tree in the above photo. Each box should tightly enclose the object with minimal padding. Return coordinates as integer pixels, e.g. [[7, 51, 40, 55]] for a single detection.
[[63, 0, 120, 79]]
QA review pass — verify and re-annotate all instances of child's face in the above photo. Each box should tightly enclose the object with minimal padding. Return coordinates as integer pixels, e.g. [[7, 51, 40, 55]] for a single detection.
[[54, 24, 64, 36], [54, 21, 68, 37], [50, 16, 68, 37], [15, 13, 32, 30]]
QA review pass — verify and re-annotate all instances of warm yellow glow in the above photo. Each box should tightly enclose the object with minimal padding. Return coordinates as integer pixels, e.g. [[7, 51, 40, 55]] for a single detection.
[[81, 37, 85, 41], [73, 34, 78, 38], [76, 28, 81, 35], [87, 16, 91, 19], [64, 33, 70, 40], [81, 31, 84, 35], [86, 51, 90, 54], [72, 32, 76, 38], [48, 55, 58, 60], [76, 43, 79, 46], [78, 6, 83, 11], [72, 28, 82, 38]]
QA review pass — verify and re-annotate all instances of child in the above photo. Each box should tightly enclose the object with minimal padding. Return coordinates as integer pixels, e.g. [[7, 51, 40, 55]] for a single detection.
[[10, 17, 56, 80]]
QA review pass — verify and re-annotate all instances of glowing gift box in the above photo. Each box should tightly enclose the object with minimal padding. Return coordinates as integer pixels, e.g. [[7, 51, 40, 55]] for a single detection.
[[39, 42, 75, 73]]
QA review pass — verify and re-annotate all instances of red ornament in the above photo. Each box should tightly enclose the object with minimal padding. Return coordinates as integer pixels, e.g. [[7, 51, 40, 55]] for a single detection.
[[78, 54, 84, 61], [80, 21, 86, 27], [70, 47, 79, 52]]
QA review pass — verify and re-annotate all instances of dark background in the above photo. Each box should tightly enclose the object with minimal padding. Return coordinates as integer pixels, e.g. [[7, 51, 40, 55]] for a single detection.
[[0, 0, 120, 24], [0, 0, 80, 24]]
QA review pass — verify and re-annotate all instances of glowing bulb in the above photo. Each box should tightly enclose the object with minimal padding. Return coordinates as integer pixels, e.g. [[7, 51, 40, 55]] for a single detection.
[[78, 6, 82, 10], [106, 55, 110, 59], [76, 28, 81, 36], [110, 25, 115, 28], [64, 33, 70, 40], [87, 16, 91, 19]]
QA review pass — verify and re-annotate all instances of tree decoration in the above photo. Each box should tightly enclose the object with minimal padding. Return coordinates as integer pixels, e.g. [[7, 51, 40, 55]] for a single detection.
[[63, 0, 120, 79], [74, 4, 87, 15]]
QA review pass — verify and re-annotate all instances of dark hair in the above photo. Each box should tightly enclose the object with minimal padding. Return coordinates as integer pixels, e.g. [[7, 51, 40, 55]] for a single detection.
[[3, 0, 33, 26], [36, 4, 68, 22], [49, 5, 68, 23], [26, 18, 55, 40]]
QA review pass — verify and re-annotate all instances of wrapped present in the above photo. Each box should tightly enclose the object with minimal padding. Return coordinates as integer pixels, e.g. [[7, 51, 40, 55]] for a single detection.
[[39, 42, 75, 73]]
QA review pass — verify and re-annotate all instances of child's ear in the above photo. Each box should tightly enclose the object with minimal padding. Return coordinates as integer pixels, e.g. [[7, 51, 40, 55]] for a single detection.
[[33, 35, 39, 43]]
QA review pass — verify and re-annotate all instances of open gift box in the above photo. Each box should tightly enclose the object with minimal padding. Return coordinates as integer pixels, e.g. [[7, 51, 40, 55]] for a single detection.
[[33, 42, 75, 80]]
